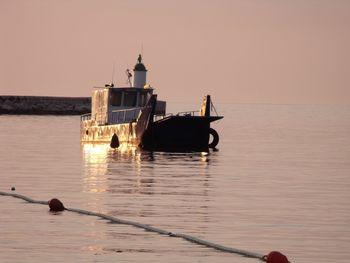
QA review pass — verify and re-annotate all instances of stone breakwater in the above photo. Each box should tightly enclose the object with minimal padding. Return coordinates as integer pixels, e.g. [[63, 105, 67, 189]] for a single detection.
[[0, 96, 91, 115]]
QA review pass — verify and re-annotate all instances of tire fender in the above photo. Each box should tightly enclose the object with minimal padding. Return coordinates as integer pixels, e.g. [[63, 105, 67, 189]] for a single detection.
[[208, 128, 219, 148]]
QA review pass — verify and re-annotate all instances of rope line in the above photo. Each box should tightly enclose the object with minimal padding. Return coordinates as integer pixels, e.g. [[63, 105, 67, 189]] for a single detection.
[[1, 191, 264, 261], [0, 191, 48, 205]]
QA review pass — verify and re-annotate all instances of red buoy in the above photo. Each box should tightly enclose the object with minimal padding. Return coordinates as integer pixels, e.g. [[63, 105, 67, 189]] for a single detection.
[[263, 251, 289, 263], [48, 198, 65, 212]]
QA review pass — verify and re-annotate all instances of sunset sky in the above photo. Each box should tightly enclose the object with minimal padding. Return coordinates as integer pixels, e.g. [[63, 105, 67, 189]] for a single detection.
[[1, 0, 349, 104]]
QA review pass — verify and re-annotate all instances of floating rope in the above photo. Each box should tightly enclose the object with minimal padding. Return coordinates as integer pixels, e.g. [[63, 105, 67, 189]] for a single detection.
[[0, 191, 48, 205], [0, 191, 290, 262]]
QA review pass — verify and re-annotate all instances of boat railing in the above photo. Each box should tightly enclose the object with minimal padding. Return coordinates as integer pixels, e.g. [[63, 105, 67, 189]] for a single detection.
[[153, 111, 200, 121], [154, 113, 172, 121], [82, 109, 202, 123], [108, 108, 141, 124], [80, 113, 91, 121], [176, 110, 200, 116]]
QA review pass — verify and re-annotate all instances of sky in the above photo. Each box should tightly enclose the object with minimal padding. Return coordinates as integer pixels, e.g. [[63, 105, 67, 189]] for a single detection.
[[1, 0, 350, 104]]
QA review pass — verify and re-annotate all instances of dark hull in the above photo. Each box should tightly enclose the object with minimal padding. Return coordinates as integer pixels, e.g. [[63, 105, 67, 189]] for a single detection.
[[141, 116, 212, 151]]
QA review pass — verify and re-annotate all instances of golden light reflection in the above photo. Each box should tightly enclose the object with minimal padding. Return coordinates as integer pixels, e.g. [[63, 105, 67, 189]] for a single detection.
[[200, 151, 209, 165], [114, 143, 140, 163], [81, 143, 146, 210], [81, 143, 142, 195], [81, 143, 213, 203], [81, 143, 213, 222], [81, 245, 104, 253], [82, 143, 110, 158], [81, 144, 109, 212], [82, 144, 109, 191]]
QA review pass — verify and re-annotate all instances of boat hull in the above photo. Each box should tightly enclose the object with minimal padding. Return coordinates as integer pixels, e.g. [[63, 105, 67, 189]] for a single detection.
[[80, 115, 220, 152], [81, 120, 138, 145], [141, 116, 212, 151]]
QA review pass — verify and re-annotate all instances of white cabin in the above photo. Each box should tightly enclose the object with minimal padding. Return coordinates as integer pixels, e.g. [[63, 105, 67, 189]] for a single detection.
[[89, 54, 165, 125]]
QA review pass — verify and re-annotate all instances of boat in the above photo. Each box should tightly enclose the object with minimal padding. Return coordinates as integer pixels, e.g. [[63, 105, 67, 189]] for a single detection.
[[80, 55, 223, 152]]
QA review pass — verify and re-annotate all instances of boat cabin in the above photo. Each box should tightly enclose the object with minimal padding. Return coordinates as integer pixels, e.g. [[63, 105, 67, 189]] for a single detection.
[[86, 55, 166, 126], [91, 86, 154, 125]]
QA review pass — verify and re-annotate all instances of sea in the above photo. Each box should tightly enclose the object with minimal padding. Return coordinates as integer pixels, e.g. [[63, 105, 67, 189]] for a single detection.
[[0, 103, 350, 263]]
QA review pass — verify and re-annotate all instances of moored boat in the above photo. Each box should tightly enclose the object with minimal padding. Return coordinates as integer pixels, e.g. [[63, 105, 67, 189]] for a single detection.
[[80, 55, 223, 151]]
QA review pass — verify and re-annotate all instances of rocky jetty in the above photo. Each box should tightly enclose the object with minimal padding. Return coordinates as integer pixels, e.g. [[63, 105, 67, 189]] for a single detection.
[[0, 96, 91, 115]]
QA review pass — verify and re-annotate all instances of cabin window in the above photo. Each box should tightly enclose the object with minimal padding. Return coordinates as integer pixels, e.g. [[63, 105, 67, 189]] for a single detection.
[[124, 91, 137, 107], [139, 92, 149, 106], [110, 90, 122, 106]]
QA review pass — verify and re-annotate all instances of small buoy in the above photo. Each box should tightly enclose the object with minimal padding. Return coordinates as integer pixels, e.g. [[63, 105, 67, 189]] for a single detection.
[[110, 133, 120, 149], [11, 186, 15, 191], [263, 251, 290, 263], [48, 198, 65, 212]]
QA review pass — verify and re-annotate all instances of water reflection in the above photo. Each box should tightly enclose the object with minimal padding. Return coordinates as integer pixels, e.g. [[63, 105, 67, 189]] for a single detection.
[[81, 144, 212, 193], [81, 144, 110, 194], [81, 143, 214, 227]]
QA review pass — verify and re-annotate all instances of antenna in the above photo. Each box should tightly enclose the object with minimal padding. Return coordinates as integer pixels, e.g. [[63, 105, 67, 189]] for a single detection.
[[126, 69, 132, 87], [111, 61, 115, 86], [141, 43, 144, 57]]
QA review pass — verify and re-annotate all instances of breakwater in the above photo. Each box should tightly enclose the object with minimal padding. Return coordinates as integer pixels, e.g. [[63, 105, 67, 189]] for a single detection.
[[0, 96, 91, 115]]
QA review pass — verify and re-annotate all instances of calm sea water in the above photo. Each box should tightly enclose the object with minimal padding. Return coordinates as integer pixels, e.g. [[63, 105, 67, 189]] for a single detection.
[[1, 103, 350, 263]]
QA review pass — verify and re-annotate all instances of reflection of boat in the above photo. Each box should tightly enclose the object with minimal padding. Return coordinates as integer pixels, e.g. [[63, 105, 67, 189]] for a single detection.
[[80, 55, 223, 152]]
